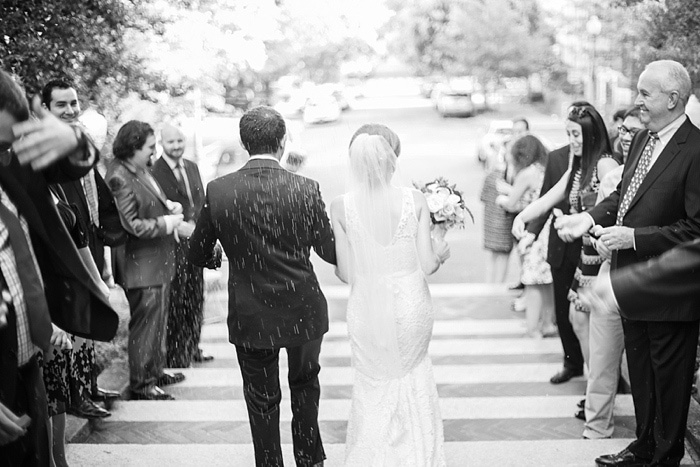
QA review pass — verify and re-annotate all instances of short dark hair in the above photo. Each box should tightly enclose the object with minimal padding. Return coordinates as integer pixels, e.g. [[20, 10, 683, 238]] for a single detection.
[[623, 107, 641, 120], [239, 106, 286, 155], [41, 79, 74, 107], [0, 70, 30, 122], [113, 120, 154, 160], [512, 117, 529, 131], [613, 108, 627, 121], [349, 123, 401, 157]]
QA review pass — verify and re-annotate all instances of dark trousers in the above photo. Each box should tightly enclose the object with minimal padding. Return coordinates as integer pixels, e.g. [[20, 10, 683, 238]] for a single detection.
[[623, 318, 699, 465], [125, 285, 170, 393], [551, 259, 584, 372], [236, 337, 325, 467], [166, 246, 204, 368], [0, 356, 50, 467]]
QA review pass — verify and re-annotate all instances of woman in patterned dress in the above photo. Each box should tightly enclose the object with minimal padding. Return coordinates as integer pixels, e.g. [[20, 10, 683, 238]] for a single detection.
[[497, 135, 555, 337]]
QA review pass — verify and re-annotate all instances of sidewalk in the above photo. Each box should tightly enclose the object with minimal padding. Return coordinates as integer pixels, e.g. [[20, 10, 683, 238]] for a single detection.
[[66, 285, 698, 466]]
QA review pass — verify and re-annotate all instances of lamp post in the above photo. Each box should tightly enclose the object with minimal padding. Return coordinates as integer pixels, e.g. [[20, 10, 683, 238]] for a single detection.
[[586, 15, 602, 107]]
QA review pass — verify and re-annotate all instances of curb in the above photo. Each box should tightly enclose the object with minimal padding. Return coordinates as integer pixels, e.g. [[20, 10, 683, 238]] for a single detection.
[[68, 358, 130, 443]]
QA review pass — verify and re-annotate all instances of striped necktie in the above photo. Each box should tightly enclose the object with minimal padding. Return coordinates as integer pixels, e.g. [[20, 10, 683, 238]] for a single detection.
[[616, 133, 658, 225]]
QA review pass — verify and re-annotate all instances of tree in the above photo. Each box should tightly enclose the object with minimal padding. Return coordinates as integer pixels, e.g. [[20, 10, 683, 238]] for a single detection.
[[386, 0, 555, 81], [0, 0, 159, 97]]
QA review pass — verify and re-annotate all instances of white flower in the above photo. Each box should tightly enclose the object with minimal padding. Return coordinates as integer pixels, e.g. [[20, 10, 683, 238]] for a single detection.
[[427, 195, 443, 213], [447, 193, 461, 205], [442, 204, 455, 216]]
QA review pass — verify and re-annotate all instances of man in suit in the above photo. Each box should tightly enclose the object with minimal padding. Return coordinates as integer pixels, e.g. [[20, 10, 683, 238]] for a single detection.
[[107, 121, 187, 401], [151, 123, 211, 367], [0, 69, 118, 465], [39, 79, 122, 419], [556, 60, 700, 467], [189, 106, 336, 467], [525, 142, 585, 384]]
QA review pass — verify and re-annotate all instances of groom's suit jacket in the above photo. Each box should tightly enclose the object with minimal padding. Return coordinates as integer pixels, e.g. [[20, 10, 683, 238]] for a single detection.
[[588, 118, 700, 321], [188, 158, 336, 349]]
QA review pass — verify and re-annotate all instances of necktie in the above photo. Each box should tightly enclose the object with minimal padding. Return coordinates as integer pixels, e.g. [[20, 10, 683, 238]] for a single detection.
[[616, 133, 658, 225], [0, 200, 52, 351], [175, 163, 193, 207], [82, 170, 100, 227]]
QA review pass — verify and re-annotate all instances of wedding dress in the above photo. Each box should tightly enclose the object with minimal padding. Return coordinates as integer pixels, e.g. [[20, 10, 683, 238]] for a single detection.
[[343, 187, 446, 467]]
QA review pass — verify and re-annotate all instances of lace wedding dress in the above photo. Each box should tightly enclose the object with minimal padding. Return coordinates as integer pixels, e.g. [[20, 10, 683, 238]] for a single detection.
[[343, 187, 446, 467]]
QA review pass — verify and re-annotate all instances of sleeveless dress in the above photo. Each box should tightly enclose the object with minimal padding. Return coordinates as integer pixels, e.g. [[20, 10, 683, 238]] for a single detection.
[[343, 188, 446, 467]]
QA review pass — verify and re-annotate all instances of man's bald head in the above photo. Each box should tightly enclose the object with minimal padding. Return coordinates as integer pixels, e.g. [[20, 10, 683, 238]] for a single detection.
[[160, 123, 186, 160]]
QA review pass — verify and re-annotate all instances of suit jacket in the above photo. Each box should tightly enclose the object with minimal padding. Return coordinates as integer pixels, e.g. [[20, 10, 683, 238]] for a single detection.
[[60, 170, 123, 272], [589, 118, 700, 321], [151, 156, 205, 223], [526, 145, 581, 268], [188, 158, 336, 349], [612, 237, 700, 315], [0, 156, 118, 343], [106, 159, 177, 289]]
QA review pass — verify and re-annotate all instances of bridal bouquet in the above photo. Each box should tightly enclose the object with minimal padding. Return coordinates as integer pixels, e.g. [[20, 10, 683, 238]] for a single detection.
[[414, 177, 473, 240]]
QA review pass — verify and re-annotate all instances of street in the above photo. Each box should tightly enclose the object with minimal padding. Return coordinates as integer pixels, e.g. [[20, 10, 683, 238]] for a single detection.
[[285, 95, 565, 285]]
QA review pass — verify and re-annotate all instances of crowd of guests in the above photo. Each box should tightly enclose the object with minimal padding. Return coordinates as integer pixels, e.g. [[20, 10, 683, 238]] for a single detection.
[[0, 71, 222, 466], [481, 59, 700, 467]]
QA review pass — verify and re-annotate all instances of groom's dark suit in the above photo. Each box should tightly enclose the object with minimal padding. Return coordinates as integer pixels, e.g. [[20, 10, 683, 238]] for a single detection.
[[587, 117, 700, 464], [189, 157, 336, 467]]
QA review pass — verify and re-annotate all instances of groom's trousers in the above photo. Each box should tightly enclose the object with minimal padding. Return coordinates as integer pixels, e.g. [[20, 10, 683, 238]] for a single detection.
[[236, 337, 325, 467]]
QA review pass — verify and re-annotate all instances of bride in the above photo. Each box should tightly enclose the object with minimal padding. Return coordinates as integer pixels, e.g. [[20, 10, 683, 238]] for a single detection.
[[330, 127, 450, 466]]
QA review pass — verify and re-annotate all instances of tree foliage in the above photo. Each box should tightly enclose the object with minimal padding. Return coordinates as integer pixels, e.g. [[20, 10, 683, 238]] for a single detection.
[[386, 0, 555, 81]]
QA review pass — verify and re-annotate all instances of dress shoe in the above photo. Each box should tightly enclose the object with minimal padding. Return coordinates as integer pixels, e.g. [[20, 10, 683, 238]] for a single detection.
[[193, 349, 214, 363], [549, 368, 583, 384], [595, 448, 650, 466], [574, 409, 585, 421], [67, 399, 111, 419], [131, 386, 175, 401], [91, 387, 121, 402], [577, 398, 585, 409], [156, 371, 185, 387]]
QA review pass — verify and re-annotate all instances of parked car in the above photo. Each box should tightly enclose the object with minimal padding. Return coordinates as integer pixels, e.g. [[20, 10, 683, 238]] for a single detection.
[[303, 94, 341, 125], [435, 89, 475, 117], [476, 120, 513, 165]]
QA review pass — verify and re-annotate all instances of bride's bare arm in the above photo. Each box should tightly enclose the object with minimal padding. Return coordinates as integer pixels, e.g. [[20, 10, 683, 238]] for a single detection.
[[414, 191, 450, 275], [330, 197, 350, 283]]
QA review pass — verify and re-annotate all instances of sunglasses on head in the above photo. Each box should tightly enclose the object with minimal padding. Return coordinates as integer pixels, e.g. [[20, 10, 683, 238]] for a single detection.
[[568, 106, 589, 119]]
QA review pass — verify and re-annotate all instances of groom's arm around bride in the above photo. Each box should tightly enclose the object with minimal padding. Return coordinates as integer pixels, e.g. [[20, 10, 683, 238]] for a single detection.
[[187, 106, 334, 467]]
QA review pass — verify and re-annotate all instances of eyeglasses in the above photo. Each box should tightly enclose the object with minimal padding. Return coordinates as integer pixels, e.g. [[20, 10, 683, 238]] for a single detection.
[[618, 125, 641, 137]]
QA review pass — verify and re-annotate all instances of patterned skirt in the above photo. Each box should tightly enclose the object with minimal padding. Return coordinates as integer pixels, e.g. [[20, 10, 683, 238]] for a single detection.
[[568, 233, 606, 312]]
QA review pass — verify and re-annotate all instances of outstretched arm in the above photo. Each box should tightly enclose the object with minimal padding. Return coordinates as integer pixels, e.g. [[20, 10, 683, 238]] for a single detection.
[[512, 169, 569, 238]]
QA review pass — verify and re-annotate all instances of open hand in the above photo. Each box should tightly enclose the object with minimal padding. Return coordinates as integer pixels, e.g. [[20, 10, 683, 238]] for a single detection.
[[0, 403, 26, 446], [554, 213, 593, 242], [512, 214, 526, 240]]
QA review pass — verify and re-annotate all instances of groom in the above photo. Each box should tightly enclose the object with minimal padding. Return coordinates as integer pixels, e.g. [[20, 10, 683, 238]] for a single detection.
[[188, 106, 336, 466]]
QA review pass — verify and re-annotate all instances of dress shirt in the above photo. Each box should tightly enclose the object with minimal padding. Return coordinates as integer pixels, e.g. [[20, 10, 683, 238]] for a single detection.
[[249, 155, 281, 164], [0, 187, 42, 365], [161, 153, 194, 207]]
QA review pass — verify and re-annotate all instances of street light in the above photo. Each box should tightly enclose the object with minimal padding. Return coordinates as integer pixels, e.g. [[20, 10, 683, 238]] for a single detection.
[[586, 15, 602, 106]]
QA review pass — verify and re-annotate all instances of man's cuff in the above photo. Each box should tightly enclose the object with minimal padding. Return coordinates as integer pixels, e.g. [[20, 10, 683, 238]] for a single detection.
[[67, 126, 97, 167], [584, 213, 595, 230], [162, 216, 175, 234], [632, 229, 636, 250]]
